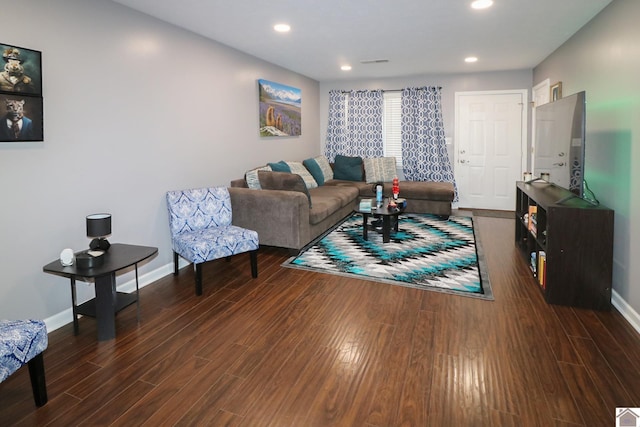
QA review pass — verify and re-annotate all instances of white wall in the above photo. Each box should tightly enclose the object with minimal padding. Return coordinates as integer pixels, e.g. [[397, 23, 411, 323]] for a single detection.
[[0, 0, 320, 322], [534, 0, 640, 324]]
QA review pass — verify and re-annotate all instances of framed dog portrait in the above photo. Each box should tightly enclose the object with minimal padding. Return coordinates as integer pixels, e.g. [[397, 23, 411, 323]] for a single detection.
[[0, 43, 42, 96], [0, 93, 43, 142]]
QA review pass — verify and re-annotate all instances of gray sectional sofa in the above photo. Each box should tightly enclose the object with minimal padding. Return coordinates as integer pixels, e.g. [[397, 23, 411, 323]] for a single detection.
[[228, 156, 455, 251], [229, 177, 358, 252]]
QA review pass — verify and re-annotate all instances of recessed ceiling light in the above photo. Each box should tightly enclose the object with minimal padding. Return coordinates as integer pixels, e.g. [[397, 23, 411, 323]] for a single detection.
[[274, 24, 290, 33], [471, 0, 494, 9], [341, 65, 352, 71], [465, 56, 478, 63]]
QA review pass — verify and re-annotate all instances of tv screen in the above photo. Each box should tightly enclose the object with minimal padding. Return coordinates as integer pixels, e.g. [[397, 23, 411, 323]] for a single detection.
[[533, 91, 586, 197]]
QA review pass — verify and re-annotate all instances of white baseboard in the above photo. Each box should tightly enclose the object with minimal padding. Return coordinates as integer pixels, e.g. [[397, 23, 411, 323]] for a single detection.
[[44, 258, 191, 333], [611, 290, 640, 335]]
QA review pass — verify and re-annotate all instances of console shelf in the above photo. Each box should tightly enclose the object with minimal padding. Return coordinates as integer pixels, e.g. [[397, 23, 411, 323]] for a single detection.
[[515, 181, 613, 310]]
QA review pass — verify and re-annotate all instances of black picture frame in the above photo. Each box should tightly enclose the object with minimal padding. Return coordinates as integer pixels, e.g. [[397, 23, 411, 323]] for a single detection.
[[0, 43, 42, 96], [0, 93, 43, 142]]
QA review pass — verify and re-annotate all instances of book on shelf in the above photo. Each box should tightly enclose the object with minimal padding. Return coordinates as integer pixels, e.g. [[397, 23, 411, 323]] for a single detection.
[[528, 205, 537, 235], [538, 251, 546, 289], [530, 251, 537, 276], [359, 198, 372, 212]]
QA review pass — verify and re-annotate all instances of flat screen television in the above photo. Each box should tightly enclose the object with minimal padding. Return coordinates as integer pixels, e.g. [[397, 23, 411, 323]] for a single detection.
[[533, 91, 586, 197]]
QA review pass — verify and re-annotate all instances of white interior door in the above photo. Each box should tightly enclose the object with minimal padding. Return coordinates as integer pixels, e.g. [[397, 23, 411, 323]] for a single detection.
[[454, 90, 527, 210], [531, 79, 551, 174]]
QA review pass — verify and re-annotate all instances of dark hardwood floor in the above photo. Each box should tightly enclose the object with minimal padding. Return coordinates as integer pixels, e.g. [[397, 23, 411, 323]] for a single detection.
[[2, 215, 640, 426]]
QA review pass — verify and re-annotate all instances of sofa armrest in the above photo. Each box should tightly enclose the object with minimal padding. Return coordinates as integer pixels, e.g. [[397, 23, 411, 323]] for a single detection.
[[228, 187, 311, 249], [230, 178, 248, 188]]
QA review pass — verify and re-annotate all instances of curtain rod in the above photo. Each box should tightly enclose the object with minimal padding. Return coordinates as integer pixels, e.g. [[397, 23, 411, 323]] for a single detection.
[[339, 86, 442, 94]]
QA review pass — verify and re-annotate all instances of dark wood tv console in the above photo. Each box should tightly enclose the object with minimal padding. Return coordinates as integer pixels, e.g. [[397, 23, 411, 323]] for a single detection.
[[515, 181, 613, 310]]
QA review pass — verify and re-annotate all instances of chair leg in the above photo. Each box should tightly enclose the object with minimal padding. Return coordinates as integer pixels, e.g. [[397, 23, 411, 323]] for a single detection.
[[195, 263, 203, 296], [250, 250, 258, 278], [27, 353, 48, 407], [173, 251, 179, 275]]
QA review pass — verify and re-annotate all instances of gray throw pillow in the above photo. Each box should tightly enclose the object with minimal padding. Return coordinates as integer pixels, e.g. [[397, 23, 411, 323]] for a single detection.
[[285, 161, 318, 189], [245, 165, 272, 189], [364, 157, 397, 183]]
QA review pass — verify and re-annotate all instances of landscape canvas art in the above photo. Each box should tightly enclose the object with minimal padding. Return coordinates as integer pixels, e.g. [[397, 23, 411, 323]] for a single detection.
[[258, 79, 301, 137]]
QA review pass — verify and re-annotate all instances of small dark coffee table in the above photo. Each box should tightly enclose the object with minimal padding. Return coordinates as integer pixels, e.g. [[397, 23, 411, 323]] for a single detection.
[[355, 199, 406, 243]]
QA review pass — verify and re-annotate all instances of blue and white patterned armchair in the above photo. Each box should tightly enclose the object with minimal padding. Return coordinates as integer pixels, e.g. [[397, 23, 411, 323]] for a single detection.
[[166, 186, 259, 295], [0, 319, 48, 406]]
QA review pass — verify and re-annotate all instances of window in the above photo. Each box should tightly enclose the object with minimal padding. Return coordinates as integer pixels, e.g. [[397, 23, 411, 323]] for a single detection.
[[338, 91, 403, 167], [382, 91, 403, 167]]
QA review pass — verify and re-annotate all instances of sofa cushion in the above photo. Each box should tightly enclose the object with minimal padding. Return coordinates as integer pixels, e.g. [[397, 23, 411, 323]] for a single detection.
[[333, 155, 363, 181], [285, 161, 318, 189], [364, 157, 397, 183], [307, 185, 359, 225], [245, 165, 272, 189], [324, 179, 454, 202], [258, 171, 312, 207], [395, 181, 455, 201], [324, 179, 372, 196], [309, 185, 359, 208], [303, 155, 333, 185]]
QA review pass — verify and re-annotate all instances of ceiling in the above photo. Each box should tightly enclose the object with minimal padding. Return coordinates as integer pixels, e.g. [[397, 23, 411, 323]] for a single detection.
[[110, 0, 612, 82]]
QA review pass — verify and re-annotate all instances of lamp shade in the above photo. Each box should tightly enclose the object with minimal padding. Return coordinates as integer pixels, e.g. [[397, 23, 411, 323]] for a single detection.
[[86, 213, 111, 238]]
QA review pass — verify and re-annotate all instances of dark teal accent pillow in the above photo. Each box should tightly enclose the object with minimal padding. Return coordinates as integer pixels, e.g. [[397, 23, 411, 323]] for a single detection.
[[333, 155, 363, 181], [267, 160, 291, 173], [303, 158, 325, 186]]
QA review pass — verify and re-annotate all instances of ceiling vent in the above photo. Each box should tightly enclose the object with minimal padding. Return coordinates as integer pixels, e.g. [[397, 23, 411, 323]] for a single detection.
[[360, 59, 389, 64]]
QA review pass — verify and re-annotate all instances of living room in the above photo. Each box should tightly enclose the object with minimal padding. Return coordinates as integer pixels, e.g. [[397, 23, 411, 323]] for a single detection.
[[1, 0, 639, 423]]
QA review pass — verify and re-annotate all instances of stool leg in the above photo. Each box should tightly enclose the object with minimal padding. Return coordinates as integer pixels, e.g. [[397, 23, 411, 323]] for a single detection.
[[27, 353, 48, 407], [195, 263, 203, 296], [250, 250, 258, 278], [173, 251, 179, 275]]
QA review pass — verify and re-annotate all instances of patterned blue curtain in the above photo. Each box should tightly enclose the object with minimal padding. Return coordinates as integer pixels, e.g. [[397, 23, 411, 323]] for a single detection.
[[401, 86, 458, 200], [324, 90, 347, 161], [325, 90, 383, 160], [346, 90, 384, 158]]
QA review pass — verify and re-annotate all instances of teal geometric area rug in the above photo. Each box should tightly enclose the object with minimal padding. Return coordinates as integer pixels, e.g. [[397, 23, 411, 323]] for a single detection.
[[283, 212, 493, 301]]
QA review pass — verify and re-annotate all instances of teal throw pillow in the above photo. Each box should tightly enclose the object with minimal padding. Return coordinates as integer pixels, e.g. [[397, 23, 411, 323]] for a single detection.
[[303, 158, 325, 185], [267, 160, 291, 173], [333, 155, 363, 181], [303, 155, 334, 186]]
